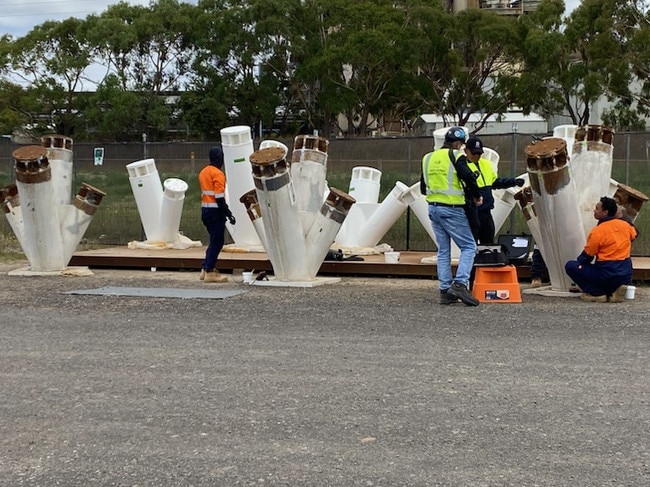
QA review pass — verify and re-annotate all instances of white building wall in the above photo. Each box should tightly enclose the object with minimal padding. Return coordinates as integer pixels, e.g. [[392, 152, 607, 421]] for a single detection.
[[416, 111, 548, 136]]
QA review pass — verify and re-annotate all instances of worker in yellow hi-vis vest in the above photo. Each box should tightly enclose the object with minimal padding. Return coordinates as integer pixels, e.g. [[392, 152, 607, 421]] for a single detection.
[[420, 127, 482, 306]]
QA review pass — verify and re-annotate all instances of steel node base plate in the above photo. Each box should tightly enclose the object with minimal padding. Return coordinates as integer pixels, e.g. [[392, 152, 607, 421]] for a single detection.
[[522, 286, 580, 298], [248, 276, 342, 288], [8, 266, 94, 277]]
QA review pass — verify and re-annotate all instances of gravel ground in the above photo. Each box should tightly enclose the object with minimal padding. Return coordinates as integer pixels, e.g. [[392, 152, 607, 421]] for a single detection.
[[1, 261, 649, 486]]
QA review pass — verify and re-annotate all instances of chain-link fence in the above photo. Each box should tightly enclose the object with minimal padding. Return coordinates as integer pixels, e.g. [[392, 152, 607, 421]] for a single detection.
[[1, 132, 649, 255]]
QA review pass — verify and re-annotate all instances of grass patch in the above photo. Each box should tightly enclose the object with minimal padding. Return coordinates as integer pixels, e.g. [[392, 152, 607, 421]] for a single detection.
[[2, 158, 650, 254], [0, 233, 26, 261]]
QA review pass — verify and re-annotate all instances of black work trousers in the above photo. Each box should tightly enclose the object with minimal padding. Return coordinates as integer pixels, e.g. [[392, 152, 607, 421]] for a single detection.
[[201, 207, 226, 271]]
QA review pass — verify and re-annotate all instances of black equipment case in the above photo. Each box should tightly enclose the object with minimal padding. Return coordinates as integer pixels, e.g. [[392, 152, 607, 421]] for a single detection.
[[496, 234, 533, 266]]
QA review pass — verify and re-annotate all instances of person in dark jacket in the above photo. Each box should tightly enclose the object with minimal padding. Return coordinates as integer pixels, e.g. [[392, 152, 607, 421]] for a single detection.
[[198, 146, 236, 283], [530, 245, 550, 288], [464, 136, 525, 244]]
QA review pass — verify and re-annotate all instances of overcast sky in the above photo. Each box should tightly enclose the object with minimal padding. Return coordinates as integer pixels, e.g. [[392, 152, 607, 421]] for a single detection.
[[0, 0, 198, 38], [564, 0, 581, 14], [1, 0, 582, 39]]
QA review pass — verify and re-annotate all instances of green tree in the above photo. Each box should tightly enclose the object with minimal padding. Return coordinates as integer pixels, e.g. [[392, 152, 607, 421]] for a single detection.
[[442, 8, 522, 132], [285, 0, 340, 136], [288, 0, 422, 138], [0, 80, 31, 136], [87, 0, 197, 92], [3, 18, 95, 137], [604, 1, 650, 129], [517, 0, 622, 126], [82, 75, 144, 141], [406, 4, 524, 133], [511, 0, 567, 122], [562, 0, 621, 125], [187, 0, 261, 137], [399, 1, 454, 125], [85, 0, 198, 140]]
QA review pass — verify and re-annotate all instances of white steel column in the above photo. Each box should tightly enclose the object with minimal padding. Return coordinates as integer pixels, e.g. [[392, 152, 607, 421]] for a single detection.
[[60, 183, 106, 265], [13, 146, 65, 271], [525, 138, 585, 291], [570, 126, 615, 239], [250, 146, 308, 281], [221, 125, 262, 247], [290, 135, 329, 236], [126, 158, 164, 241]]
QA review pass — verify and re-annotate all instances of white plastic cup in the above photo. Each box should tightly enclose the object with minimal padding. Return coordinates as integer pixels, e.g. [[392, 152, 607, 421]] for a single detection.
[[242, 271, 254, 284], [384, 251, 400, 263], [625, 285, 636, 300]]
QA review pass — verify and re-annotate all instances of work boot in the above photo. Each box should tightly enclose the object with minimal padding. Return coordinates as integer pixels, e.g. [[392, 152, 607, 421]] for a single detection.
[[579, 293, 607, 303], [608, 285, 627, 303], [199, 269, 205, 281], [204, 270, 228, 283], [447, 281, 479, 307], [440, 290, 460, 305], [569, 283, 581, 293], [531, 278, 542, 288]]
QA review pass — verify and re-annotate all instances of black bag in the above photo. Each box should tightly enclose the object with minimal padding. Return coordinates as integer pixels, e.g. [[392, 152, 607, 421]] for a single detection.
[[324, 249, 364, 262], [325, 249, 345, 261], [474, 245, 509, 267], [496, 234, 532, 266]]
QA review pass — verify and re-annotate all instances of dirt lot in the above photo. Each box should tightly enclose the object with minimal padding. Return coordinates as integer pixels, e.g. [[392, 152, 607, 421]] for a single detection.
[[1, 261, 649, 486]]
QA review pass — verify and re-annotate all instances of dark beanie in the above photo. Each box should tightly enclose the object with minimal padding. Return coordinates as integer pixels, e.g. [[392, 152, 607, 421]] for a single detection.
[[209, 146, 224, 168]]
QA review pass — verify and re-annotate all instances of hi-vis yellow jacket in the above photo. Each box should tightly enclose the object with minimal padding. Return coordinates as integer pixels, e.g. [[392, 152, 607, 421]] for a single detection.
[[421, 148, 466, 205]]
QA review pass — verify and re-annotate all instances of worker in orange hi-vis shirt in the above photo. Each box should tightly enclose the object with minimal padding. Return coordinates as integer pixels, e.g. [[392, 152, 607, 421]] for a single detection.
[[198, 146, 236, 283], [565, 196, 638, 303]]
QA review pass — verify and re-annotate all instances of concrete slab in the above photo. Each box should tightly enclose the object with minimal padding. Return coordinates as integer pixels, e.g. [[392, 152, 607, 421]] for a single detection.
[[248, 276, 342, 288], [65, 286, 245, 299]]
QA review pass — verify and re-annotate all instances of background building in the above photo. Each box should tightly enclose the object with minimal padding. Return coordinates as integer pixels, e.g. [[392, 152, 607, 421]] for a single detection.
[[445, 0, 541, 15]]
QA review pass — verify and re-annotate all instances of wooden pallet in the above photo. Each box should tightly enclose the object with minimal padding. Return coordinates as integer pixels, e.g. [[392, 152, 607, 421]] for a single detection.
[[69, 246, 650, 281]]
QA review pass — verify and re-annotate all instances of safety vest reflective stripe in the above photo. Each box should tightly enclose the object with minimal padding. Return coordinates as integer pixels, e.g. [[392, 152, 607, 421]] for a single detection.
[[422, 149, 465, 204], [199, 164, 227, 206], [201, 190, 225, 198], [423, 152, 434, 195]]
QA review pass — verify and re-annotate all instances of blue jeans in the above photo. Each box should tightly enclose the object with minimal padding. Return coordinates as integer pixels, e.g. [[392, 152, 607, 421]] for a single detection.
[[428, 205, 477, 291]]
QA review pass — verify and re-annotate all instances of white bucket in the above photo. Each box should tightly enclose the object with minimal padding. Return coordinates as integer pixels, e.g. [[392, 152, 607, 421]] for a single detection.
[[384, 251, 400, 263], [242, 271, 254, 284], [625, 285, 636, 300]]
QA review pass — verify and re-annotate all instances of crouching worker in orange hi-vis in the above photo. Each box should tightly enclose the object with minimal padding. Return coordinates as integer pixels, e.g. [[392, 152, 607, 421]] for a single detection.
[[565, 196, 638, 303], [198, 146, 236, 283]]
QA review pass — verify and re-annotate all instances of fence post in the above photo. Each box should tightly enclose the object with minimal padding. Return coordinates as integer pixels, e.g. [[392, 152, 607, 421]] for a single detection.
[[2, 135, 12, 183], [508, 127, 519, 233], [625, 132, 630, 185], [142, 133, 148, 160], [406, 140, 413, 250]]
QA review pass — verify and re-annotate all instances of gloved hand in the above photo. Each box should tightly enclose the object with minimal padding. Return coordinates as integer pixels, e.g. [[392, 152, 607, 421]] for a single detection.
[[515, 178, 525, 187], [223, 206, 236, 225]]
